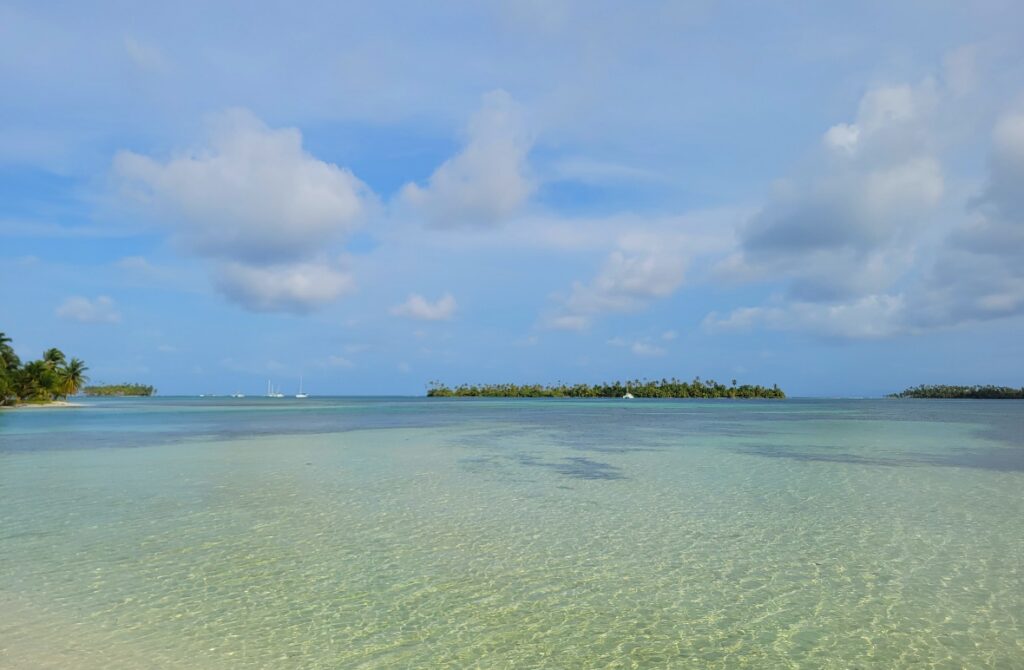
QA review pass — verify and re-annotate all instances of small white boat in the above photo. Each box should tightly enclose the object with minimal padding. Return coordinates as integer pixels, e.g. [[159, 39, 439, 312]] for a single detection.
[[295, 376, 308, 399], [266, 380, 285, 398], [623, 392, 634, 399], [231, 392, 245, 398]]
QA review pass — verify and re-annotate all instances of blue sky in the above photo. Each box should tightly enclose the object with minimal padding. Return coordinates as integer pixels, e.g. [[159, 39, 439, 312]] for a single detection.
[[2, 1, 1023, 396]]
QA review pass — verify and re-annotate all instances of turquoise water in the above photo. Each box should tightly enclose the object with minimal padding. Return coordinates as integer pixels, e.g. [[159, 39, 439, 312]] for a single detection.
[[1, 397, 1022, 668]]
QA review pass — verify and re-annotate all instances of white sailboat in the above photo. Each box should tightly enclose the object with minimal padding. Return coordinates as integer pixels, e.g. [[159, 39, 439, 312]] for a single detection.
[[295, 376, 308, 399], [623, 383, 634, 399], [266, 380, 284, 398]]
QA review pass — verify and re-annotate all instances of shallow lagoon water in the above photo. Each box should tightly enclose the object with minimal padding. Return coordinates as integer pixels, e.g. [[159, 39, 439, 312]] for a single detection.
[[1, 397, 1022, 668]]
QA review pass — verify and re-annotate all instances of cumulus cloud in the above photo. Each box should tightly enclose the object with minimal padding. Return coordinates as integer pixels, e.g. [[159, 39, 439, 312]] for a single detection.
[[712, 72, 1024, 340], [115, 109, 369, 262], [547, 231, 694, 330], [390, 292, 457, 320], [55, 296, 122, 323], [539, 211, 739, 330], [399, 90, 533, 228], [114, 109, 371, 312], [568, 247, 684, 311], [734, 81, 943, 302], [214, 259, 355, 314], [906, 109, 1024, 327], [701, 79, 951, 336]]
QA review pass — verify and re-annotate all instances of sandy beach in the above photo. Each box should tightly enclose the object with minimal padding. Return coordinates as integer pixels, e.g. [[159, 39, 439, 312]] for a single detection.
[[2, 400, 86, 410]]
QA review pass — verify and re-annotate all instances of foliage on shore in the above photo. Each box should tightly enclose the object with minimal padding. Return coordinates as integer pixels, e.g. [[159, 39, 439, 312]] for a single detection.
[[82, 383, 156, 397], [0, 332, 89, 406], [426, 378, 785, 399], [888, 384, 1024, 399]]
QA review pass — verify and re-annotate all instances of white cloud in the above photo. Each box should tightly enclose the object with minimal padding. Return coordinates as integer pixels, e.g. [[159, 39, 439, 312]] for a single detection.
[[548, 232, 692, 329], [113, 109, 372, 313], [713, 96, 1024, 339], [214, 259, 355, 313], [55, 296, 122, 324], [862, 156, 944, 217], [698, 73, 1024, 339], [399, 90, 533, 228], [115, 109, 370, 263], [390, 293, 457, 321], [856, 84, 920, 133], [905, 109, 1024, 328], [704, 294, 909, 340], [537, 210, 739, 330], [716, 78, 948, 319], [823, 123, 860, 154]]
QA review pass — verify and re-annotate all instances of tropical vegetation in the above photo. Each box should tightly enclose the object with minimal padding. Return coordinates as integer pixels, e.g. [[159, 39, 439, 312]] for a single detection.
[[82, 383, 156, 397], [426, 378, 785, 399], [0, 332, 89, 406], [888, 384, 1024, 399]]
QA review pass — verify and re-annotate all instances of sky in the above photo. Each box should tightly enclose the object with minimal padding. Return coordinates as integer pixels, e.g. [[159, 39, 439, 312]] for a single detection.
[[1, 1, 1023, 397]]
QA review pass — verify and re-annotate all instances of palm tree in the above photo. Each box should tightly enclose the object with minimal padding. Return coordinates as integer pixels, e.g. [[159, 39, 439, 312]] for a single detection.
[[16, 361, 55, 401], [0, 369, 12, 405], [59, 358, 89, 398], [42, 347, 66, 370], [0, 332, 20, 371]]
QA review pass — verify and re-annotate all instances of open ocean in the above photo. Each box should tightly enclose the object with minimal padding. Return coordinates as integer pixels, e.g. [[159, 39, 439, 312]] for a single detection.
[[1, 397, 1022, 668]]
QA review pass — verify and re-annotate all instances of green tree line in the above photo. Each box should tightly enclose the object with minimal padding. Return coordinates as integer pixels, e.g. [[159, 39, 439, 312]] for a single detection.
[[0, 332, 89, 405], [426, 377, 785, 399], [82, 384, 155, 397], [888, 384, 1024, 399]]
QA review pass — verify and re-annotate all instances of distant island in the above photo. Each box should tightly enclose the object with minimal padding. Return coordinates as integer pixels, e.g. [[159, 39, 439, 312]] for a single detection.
[[1, 332, 88, 406], [888, 384, 1024, 399], [427, 378, 785, 399], [83, 383, 156, 397]]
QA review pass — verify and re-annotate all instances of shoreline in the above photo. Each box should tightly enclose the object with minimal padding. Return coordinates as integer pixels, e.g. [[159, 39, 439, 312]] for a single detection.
[[1, 400, 86, 410]]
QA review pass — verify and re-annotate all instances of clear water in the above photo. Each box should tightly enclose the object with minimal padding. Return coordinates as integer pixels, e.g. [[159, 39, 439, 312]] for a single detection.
[[1, 397, 1022, 668]]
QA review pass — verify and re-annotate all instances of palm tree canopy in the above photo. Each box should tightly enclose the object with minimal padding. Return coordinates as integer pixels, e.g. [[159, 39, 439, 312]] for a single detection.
[[43, 348, 66, 368], [60, 358, 90, 397], [0, 332, 20, 371]]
